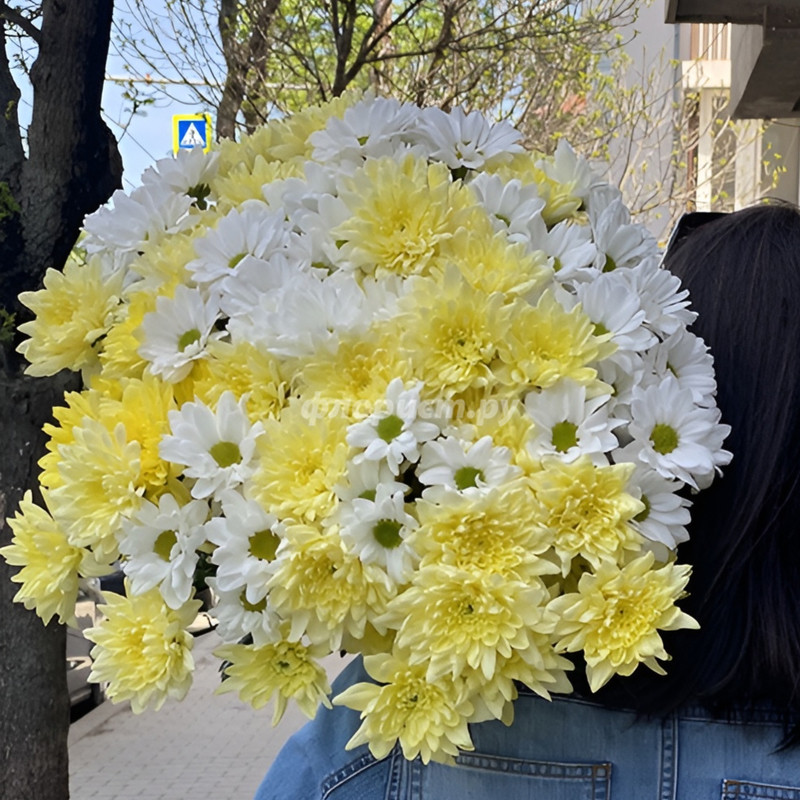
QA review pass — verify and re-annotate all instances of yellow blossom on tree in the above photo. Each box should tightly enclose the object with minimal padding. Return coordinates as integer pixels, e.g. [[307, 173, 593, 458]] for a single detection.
[[549, 552, 698, 691]]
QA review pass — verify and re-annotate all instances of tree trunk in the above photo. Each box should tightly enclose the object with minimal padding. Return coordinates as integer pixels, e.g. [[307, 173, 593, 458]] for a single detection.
[[0, 372, 78, 800], [0, 2, 122, 798]]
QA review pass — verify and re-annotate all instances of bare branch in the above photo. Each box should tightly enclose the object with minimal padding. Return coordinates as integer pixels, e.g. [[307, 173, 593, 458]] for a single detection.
[[0, 2, 41, 43]]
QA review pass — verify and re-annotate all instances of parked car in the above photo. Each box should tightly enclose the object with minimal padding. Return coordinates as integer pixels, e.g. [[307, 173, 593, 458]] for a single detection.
[[67, 581, 105, 708]]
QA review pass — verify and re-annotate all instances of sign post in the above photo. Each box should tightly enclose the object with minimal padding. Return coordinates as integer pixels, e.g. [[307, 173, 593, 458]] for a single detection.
[[172, 114, 212, 154]]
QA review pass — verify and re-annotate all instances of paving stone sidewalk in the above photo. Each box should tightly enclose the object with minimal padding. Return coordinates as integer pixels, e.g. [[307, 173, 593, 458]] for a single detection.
[[68, 627, 351, 800]]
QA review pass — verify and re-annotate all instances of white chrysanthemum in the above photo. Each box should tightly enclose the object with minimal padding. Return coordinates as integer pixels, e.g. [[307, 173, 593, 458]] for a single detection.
[[335, 459, 407, 503], [138, 285, 222, 382], [310, 95, 420, 163], [589, 188, 657, 273], [642, 329, 716, 406], [206, 577, 281, 646], [417, 435, 520, 497], [525, 381, 623, 464], [205, 490, 281, 603], [412, 106, 523, 170], [338, 484, 419, 585], [347, 379, 440, 474], [618, 377, 731, 489], [628, 257, 697, 336], [186, 201, 306, 291], [141, 147, 220, 204], [572, 271, 657, 367], [160, 391, 264, 499], [595, 353, 648, 420], [526, 214, 597, 283], [538, 139, 597, 202], [83, 183, 193, 263], [118, 493, 209, 609], [627, 467, 691, 550], [467, 174, 545, 239], [229, 270, 379, 359]]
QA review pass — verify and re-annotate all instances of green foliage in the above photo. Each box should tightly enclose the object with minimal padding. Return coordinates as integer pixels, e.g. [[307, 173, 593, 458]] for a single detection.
[[0, 307, 16, 349], [0, 180, 21, 221]]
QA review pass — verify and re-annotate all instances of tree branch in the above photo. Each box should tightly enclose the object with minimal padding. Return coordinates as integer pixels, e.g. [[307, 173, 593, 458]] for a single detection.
[[0, 2, 41, 43]]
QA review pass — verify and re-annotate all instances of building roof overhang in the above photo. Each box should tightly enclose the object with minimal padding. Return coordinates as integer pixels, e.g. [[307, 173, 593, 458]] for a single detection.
[[666, 1, 800, 118]]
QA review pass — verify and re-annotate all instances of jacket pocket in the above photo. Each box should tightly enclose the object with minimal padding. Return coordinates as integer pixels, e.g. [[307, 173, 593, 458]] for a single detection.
[[419, 752, 612, 800], [723, 779, 800, 799]]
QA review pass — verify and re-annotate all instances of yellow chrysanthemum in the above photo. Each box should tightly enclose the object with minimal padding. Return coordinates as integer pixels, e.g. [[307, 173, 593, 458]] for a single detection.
[[464, 631, 573, 726], [334, 652, 475, 764], [450, 227, 552, 298], [0, 491, 109, 625], [268, 524, 394, 650], [215, 123, 281, 176], [193, 339, 287, 423], [530, 456, 645, 574], [17, 255, 124, 377], [549, 552, 698, 692], [103, 374, 179, 495], [248, 402, 349, 523], [39, 388, 105, 490], [215, 638, 332, 725], [85, 586, 200, 712], [413, 482, 553, 582], [465, 398, 540, 475], [293, 326, 412, 422], [380, 566, 551, 682], [98, 288, 157, 380], [212, 155, 302, 207], [128, 225, 203, 288], [398, 267, 512, 397], [490, 152, 583, 226], [266, 91, 359, 162], [496, 291, 615, 390], [333, 155, 488, 278], [49, 419, 143, 560]]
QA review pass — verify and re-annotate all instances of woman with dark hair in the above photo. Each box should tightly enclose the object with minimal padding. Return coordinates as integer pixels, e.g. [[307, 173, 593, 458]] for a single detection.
[[253, 203, 800, 799]]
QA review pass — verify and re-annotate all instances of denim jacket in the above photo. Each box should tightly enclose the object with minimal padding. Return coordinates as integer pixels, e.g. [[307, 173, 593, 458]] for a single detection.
[[255, 658, 800, 800]]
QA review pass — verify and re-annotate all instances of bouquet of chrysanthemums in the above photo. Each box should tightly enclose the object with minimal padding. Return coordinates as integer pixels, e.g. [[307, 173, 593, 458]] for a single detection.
[[2, 93, 731, 764]]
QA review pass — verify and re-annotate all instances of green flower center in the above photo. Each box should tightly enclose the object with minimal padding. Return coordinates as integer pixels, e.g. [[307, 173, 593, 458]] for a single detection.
[[177, 328, 201, 352], [602, 254, 617, 272], [372, 519, 403, 549], [633, 494, 651, 523], [187, 183, 211, 210], [454, 466, 484, 490], [228, 252, 247, 270], [650, 423, 679, 455], [240, 591, 267, 613], [359, 489, 377, 501], [593, 321, 610, 337], [209, 440, 242, 468], [551, 420, 579, 453], [248, 528, 280, 561], [154, 530, 177, 561], [376, 414, 404, 443]]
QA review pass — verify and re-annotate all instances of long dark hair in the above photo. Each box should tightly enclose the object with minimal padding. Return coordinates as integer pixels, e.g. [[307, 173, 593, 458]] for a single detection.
[[601, 203, 800, 723]]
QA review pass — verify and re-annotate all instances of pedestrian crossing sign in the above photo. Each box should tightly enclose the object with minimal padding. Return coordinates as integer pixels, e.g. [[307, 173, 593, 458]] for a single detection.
[[173, 114, 212, 154]]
